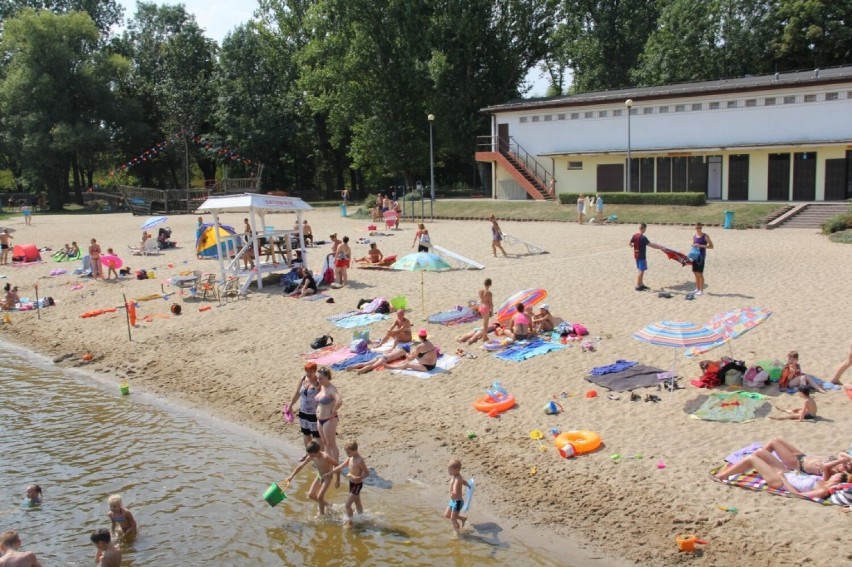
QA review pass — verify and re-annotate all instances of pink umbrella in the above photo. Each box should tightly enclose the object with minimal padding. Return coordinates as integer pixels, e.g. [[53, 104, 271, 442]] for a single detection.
[[100, 254, 123, 270]]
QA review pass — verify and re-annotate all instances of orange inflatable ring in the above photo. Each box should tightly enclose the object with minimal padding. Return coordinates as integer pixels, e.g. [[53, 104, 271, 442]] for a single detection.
[[555, 430, 602, 455], [473, 394, 516, 414]]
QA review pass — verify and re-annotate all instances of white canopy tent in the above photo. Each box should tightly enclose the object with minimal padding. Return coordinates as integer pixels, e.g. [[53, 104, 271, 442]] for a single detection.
[[196, 193, 313, 293]]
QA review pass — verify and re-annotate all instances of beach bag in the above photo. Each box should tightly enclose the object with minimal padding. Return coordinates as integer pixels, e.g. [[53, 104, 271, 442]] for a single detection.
[[687, 246, 701, 262], [375, 300, 391, 314], [743, 366, 769, 388], [571, 322, 589, 336], [311, 335, 333, 350], [349, 339, 368, 354], [322, 267, 334, 285], [136, 269, 147, 280]]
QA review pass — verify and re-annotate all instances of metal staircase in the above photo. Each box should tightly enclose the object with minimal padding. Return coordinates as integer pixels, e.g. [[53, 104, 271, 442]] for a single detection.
[[475, 136, 554, 201]]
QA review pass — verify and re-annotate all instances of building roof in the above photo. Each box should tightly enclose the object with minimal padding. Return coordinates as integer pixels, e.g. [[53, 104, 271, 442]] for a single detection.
[[481, 66, 852, 113], [196, 193, 312, 213]]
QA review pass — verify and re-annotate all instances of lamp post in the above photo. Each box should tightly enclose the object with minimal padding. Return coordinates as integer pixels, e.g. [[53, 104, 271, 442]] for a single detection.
[[428, 113, 435, 221], [625, 99, 633, 193]]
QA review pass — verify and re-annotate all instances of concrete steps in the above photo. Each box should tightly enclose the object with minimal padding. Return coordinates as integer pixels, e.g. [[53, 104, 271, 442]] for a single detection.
[[773, 203, 849, 229]]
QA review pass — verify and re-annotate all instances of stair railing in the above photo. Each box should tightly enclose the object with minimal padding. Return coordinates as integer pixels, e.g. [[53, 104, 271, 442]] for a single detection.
[[477, 135, 553, 197]]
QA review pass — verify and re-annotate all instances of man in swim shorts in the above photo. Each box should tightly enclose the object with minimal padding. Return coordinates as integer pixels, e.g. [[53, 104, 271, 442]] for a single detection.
[[0, 229, 13, 265]]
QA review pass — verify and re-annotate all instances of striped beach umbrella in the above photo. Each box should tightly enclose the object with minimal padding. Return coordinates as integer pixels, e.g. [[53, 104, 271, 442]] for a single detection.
[[140, 216, 168, 230], [685, 307, 772, 358], [496, 288, 548, 323]]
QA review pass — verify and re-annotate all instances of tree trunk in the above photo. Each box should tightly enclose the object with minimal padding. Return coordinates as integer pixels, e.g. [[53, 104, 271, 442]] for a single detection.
[[71, 154, 84, 206], [197, 156, 216, 186]]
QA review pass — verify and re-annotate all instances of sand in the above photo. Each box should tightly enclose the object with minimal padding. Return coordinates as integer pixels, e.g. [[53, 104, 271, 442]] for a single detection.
[[2, 207, 850, 566]]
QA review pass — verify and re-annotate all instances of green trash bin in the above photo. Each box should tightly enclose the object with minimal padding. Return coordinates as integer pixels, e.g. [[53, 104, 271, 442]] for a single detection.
[[723, 210, 735, 229]]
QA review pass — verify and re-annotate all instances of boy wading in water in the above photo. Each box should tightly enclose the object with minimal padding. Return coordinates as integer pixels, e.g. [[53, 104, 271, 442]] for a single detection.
[[326, 440, 370, 527], [444, 459, 470, 533], [286, 441, 338, 515]]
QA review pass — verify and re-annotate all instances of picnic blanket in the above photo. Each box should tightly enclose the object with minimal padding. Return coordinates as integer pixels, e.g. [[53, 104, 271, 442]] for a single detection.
[[495, 339, 565, 362], [331, 351, 380, 370], [710, 466, 830, 505], [326, 310, 360, 323], [427, 305, 479, 326], [686, 392, 770, 423], [389, 355, 460, 379], [300, 345, 357, 366], [589, 360, 638, 376], [333, 313, 388, 328], [585, 363, 665, 391], [301, 293, 330, 302]]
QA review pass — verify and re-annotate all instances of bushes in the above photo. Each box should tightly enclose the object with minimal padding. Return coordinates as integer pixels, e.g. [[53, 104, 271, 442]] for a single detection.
[[822, 214, 852, 235], [557, 192, 707, 206]]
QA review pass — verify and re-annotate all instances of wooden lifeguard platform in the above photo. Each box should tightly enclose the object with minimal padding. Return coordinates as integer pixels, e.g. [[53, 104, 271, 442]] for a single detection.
[[118, 178, 260, 216]]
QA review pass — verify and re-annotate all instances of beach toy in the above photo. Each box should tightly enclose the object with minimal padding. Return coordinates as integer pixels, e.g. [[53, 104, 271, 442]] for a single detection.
[[555, 430, 602, 456], [846, 387, 852, 401], [676, 535, 707, 552], [263, 482, 288, 507], [460, 478, 475, 512], [119, 381, 130, 396], [282, 403, 294, 424], [485, 381, 508, 401], [550, 427, 560, 437], [3, 313, 11, 325], [610, 454, 622, 461], [529, 430, 547, 452], [717, 505, 737, 513], [585, 389, 598, 399], [198, 306, 211, 312], [657, 460, 667, 469], [473, 394, 516, 415], [544, 401, 563, 415], [82, 352, 93, 362], [558, 442, 575, 459], [466, 431, 477, 439]]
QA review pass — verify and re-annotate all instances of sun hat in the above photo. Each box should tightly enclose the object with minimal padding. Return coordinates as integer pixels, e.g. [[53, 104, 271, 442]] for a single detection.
[[540, 303, 550, 311], [418, 328, 428, 338]]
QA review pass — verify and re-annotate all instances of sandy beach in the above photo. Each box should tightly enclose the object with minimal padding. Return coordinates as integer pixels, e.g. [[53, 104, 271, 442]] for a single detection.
[[1, 206, 850, 566]]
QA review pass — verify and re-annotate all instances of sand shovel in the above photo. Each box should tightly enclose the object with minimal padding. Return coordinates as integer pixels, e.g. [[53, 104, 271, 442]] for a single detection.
[[529, 430, 547, 452]]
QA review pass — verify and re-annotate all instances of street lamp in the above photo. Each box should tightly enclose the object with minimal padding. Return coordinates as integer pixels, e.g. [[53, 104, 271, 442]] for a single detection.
[[625, 99, 633, 193], [428, 113, 435, 221]]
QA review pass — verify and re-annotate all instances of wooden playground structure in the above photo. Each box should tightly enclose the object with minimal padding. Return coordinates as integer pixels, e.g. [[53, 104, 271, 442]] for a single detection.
[[118, 178, 261, 216]]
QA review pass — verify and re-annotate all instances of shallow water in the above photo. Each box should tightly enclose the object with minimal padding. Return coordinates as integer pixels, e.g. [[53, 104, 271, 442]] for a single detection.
[[0, 344, 565, 566]]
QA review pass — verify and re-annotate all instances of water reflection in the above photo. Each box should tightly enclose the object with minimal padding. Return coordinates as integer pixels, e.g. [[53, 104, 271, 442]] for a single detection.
[[0, 345, 562, 566]]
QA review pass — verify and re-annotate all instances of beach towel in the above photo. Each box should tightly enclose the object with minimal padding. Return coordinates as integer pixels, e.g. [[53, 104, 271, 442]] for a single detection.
[[589, 360, 638, 376], [299, 345, 358, 367], [495, 339, 565, 362], [327, 310, 360, 323], [301, 293, 330, 302], [331, 351, 379, 371], [585, 364, 665, 391], [389, 355, 460, 379], [724, 442, 764, 464], [427, 305, 479, 326], [685, 392, 770, 423], [333, 313, 388, 329], [710, 466, 831, 505]]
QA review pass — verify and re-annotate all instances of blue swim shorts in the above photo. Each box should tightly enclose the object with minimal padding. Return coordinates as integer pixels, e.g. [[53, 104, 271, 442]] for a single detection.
[[636, 259, 648, 272]]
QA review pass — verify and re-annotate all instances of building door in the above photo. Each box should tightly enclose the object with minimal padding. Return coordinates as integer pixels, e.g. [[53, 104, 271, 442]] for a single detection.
[[767, 153, 790, 201], [825, 159, 846, 200], [597, 164, 624, 192], [497, 124, 509, 154], [728, 154, 749, 200], [707, 156, 722, 199], [792, 152, 816, 201]]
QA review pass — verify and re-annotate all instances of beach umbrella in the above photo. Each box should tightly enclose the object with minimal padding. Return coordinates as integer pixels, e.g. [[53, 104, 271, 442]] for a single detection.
[[100, 254, 123, 270], [633, 320, 725, 397], [391, 252, 452, 314], [684, 307, 772, 358], [141, 216, 168, 230], [496, 288, 547, 323]]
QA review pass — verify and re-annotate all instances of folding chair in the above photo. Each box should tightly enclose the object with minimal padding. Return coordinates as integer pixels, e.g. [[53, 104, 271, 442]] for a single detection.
[[198, 274, 219, 302], [218, 276, 242, 303]]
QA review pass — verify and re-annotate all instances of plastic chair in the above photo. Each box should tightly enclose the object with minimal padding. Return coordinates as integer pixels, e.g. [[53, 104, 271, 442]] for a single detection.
[[383, 211, 399, 230], [218, 276, 242, 303], [198, 274, 219, 302]]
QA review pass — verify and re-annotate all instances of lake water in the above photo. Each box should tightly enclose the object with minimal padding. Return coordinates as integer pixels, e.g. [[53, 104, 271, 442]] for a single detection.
[[0, 343, 565, 566]]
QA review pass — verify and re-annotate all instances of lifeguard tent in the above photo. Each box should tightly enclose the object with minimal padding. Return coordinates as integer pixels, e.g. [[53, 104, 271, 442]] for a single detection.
[[196, 193, 312, 294]]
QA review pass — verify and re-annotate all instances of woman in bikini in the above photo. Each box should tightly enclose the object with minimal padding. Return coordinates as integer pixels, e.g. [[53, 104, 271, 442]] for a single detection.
[[400, 329, 438, 372], [477, 278, 493, 342], [511, 303, 531, 341], [716, 438, 852, 481], [456, 322, 504, 345], [489, 215, 508, 257], [315, 367, 343, 486], [346, 343, 411, 375], [288, 362, 321, 450], [412, 224, 431, 252]]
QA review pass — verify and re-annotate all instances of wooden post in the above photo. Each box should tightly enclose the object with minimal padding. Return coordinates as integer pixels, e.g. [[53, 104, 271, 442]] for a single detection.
[[122, 293, 132, 341], [34, 283, 40, 320]]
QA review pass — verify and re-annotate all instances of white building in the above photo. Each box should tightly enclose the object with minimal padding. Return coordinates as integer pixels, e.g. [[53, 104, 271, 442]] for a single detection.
[[476, 66, 852, 202]]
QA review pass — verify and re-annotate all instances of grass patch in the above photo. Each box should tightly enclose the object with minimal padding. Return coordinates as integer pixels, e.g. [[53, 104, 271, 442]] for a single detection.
[[828, 229, 852, 244], [387, 199, 782, 227]]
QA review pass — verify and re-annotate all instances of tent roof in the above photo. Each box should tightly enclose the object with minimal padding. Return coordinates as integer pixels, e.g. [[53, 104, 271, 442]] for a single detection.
[[196, 193, 312, 213]]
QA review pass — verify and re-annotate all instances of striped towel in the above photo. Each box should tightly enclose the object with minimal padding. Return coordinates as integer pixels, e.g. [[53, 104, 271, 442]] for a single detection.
[[710, 466, 830, 505]]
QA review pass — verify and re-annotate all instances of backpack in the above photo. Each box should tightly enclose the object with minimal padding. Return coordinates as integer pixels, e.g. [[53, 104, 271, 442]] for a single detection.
[[136, 269, 147, 280], [349, 339, 368, 354], [311, 335, 333, 350], [323, 267, 334, 285], [571, 322, 589, 336]]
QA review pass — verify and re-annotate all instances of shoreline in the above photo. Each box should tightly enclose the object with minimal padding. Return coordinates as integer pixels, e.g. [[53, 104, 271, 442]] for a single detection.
[[2, 210, 850, 567]]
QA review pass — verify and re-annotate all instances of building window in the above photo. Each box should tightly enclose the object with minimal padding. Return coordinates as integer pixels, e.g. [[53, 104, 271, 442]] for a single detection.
[[825, 92, 838, 101], [557, 113, 566, 120], [570, 112, 579, 120], [629, 108, 638, 115], [584, 111, 594, 119], [745, 99, 757, 107], [659, 106, 669, 113], [727, 100, 738, 108], [643, 107, 653, 115], [783, 95, 796, 104], [531, 115, 540, 122], [709, 102, 720, 110], [675, 104, 686, 112], [803, 94, 816, 103], [764, 97, 776, 106], [543, 114, 553, 122], [598, 110, 608, 118], [613, 109, 623, 117], [692, 103, 702, 111], [567, 161, 583, 170], [519, 116, 528, 123]]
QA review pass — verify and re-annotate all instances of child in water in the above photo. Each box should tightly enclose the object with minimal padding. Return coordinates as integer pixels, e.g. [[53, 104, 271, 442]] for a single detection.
[[444, 459, 470, 532], [107, 494, 137, 539], [23, 484, 42, 506], [285, 440, 338, 515], [326, 440, 370, 527], [90, 528, 122, 567]]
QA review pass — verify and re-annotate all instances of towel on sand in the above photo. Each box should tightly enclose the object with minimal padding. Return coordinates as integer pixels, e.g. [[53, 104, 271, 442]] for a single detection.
[[589, 360, 638, 376], [333, 313, 388, 328], [686, 392, 770, 423], [585, 364, 665, 392], [301, 346, 356, 366], [710, 466, 831, 505], [495, 339, 565, 361]]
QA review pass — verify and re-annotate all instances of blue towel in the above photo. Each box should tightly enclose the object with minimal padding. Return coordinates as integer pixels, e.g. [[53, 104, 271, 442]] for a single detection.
[[334, 313, 388, 329], [331, 352, 379, 370], [589, 360, 638, 376], [495, 340, 565, 361]]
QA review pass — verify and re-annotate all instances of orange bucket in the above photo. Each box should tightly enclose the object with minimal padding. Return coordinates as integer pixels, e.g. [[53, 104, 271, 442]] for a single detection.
[[676, 534, 706, 552]]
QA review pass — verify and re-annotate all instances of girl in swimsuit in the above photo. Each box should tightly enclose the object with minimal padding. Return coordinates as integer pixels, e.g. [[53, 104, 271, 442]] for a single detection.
[[107, 494, 137, 539], [717, 438, 852, 481], [690, 223, 713, 295], [511, 303, 531, 341], [477, 278, 493, 342], [288, 362, 321, 449], [717, 449, 849, 499], [489, 215, 508, 257], [401, 329, 438, 372], [315, 367, 342, 486]]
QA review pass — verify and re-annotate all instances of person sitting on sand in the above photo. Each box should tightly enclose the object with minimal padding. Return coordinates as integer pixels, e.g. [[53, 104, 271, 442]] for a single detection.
[[375, 310, 412, 348], [715, 447, 848, 499], [356, 243, 384, 265], [289, 267, 317, 298], [780, 351, 825, 392], [346, 343, 411, 375], [511, 303, 531, 341], [456, 322, 504, 345], [532, 303, 554, 334], [717, 438, 852, 481], [399, 329, 438, 372], [69, 241, 80, 258], [2, 284, 20, 310], [771, 386, 818, 421]]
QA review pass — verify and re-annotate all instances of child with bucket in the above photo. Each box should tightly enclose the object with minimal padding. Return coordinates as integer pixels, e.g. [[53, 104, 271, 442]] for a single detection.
[[284, 441, 338, 515]]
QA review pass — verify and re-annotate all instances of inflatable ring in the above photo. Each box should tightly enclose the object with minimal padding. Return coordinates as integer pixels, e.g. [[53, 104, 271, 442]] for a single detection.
[[555, 430, 602, 455], [473, 394, 516, 414]]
